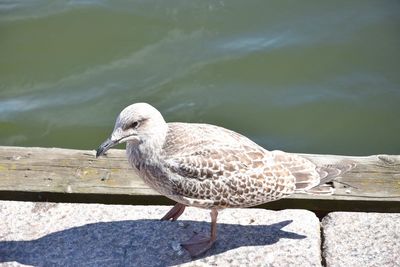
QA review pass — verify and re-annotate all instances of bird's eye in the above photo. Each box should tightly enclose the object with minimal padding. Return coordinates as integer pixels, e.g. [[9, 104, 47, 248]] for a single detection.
[[131, 121, 139, 129]]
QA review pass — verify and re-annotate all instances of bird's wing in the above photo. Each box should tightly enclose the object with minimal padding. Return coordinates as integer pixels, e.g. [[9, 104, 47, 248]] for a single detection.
[[162, 124, 303, 207], [163, 122, 270, 183], [163, 146, 302, 208], [161, 123, 354, 205], [165, 146, 251, 181]]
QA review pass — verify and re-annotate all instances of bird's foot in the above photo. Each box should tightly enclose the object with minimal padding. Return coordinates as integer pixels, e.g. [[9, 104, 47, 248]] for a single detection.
[[161, 203, 186, 221], [181, 232, 215, 257]]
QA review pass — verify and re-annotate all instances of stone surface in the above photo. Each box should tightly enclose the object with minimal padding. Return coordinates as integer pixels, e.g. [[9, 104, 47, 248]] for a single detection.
[[0, 201, 321, 267], [322, 212, 400, 267]]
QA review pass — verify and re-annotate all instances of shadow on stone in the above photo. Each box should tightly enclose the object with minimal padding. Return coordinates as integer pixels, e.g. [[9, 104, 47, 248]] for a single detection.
[[0, 219, 305, 266]]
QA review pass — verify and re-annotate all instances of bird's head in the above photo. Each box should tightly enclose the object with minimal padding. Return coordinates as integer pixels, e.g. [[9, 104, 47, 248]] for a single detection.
[[96, 103, 167, 157]]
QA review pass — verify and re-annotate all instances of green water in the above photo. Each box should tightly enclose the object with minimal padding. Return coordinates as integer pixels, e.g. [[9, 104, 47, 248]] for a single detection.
[[1, 1, 399, 155]]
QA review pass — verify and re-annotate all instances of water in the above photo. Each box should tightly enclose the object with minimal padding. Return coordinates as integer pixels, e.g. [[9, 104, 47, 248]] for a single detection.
[[1, 0, 399, 155]]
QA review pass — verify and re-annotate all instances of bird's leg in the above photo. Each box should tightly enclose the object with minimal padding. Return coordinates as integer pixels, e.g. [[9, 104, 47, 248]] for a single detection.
[[161, 203, 186, 221], [181, 208, 218, 257]]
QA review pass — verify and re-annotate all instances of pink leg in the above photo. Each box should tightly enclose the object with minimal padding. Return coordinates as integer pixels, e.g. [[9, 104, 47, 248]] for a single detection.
[[161, 203, 186, 221], [181, 208, 218, 257]]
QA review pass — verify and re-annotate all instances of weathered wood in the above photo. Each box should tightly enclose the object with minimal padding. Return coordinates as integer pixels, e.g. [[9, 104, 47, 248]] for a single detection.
[[0, 146, 399, 212]]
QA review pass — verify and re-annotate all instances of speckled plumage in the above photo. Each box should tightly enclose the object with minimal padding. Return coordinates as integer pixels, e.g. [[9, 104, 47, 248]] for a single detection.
[[97, 102, 354, 256], [131, 123, 297, 208], [117, 104, 350, 208]]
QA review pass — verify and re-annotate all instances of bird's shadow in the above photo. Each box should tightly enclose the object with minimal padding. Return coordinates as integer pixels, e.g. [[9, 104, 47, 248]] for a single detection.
[[0, 219, 305, 266]]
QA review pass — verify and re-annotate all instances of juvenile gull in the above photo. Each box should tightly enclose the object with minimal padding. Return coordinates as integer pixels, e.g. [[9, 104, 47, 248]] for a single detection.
[[96, 102, 354, 256]]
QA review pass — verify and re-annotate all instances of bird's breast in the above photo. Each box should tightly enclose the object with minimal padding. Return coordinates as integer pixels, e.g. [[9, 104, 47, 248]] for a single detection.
[[127, 146, 174, 196]]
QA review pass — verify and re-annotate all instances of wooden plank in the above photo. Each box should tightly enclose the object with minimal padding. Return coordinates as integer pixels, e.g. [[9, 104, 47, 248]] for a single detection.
[[0, 146, 399, 212]]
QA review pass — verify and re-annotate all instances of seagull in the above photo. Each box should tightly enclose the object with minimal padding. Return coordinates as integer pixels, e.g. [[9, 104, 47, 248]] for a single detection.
[[96, 102, 353, 257]]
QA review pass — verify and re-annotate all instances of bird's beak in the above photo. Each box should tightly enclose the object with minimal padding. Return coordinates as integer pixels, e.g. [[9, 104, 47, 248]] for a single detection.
[[96, 138, 118, 158]]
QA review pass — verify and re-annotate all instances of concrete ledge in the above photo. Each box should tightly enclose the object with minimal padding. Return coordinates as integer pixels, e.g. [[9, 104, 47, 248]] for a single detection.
[[0, 201, 321, 266], [322, 212, 400, 267]]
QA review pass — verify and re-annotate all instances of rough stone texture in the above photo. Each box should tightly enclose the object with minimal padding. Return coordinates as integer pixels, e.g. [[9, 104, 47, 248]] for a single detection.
[[322, 212, 400, 267], [0, 201, 321, 267]]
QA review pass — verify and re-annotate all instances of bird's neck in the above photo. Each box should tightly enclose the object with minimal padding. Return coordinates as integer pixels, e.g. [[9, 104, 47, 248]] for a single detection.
[[126, 122, 168, 167]]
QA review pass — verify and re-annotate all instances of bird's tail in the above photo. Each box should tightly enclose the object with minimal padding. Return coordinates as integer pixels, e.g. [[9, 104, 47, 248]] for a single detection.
[[272, 151, 355, 195], [304, 161, 355, 195]]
